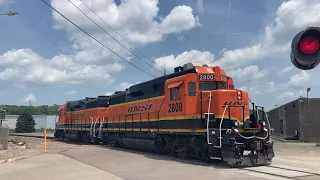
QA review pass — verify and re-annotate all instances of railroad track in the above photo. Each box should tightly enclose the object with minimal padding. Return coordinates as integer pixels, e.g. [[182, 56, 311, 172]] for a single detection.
[[229, 165, 320, 180]]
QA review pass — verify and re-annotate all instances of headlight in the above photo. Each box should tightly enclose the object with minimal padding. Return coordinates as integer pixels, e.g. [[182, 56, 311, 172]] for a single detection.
[[262, 121, 266, 126], [234, 121, 238, 127]]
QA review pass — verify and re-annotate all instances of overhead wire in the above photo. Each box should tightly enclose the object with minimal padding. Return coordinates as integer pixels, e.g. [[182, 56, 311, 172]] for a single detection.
[[40, 0, 156, 78], [67, 0, 165, 76], [78, 0, 165, 74]]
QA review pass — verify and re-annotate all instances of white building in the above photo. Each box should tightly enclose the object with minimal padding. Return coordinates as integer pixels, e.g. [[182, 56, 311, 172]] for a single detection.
[[3, 115, 58, 130]]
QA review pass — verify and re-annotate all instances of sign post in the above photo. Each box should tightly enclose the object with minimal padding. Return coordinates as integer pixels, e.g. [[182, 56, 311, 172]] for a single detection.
[[0, 109, 6, 126], [44, 128, 47, 153]]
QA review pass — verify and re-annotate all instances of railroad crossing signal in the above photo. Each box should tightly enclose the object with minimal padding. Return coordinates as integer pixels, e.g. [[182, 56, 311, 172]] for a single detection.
[[290, 26, 320, 70]]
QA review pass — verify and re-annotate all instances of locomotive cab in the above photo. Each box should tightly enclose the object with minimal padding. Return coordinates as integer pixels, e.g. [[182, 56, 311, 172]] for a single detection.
[[165, 63, 274, 166]]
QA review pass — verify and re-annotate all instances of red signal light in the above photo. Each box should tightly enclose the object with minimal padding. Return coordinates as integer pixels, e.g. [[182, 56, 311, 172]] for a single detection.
[[299, 36, 320, 55]]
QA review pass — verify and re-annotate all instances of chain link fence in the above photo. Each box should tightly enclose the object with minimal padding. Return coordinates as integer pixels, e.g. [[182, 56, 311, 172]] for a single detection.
[[0, 125, 9, 150]]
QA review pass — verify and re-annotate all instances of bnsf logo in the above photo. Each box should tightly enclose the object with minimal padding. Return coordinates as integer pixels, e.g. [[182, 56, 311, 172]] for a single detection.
[[128, 104, 153, 113], [223, 101, 248, 106], [72, 113, 84, 120]]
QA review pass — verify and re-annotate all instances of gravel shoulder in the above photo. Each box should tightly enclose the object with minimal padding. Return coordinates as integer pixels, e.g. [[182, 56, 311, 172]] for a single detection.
[[0, 135, 81, 161]]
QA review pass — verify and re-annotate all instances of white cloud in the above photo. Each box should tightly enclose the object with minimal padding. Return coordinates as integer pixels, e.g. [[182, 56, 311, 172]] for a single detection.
[[276, 90, 304, 101], [116, 82, 134, 91], [266, 81, 276, 92], [23, 93, 36, 103], [151, 0, 320, 110], [0, 0, 199, 85], [215, 0, 320, 70], [0, 49, 122, 85], [277, 66, 293, 76], [287, 71, 310, 88], [51, 0, 199, 45], [265, 70, 310, 101], [238, 85, 261, 95], [228, 65, 267, 82], [105, 81, 140, 95], [154, 50, 214, 72], [105, 91, 113, 96], [64, 90, 76, 95]]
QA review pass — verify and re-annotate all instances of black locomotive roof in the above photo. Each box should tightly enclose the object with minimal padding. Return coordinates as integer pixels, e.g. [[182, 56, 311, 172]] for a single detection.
[[126, 67, 197, 96], [67, 65, 198, 108]]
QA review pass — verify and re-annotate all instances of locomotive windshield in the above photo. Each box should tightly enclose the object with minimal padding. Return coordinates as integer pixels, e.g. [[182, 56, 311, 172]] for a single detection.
[[199, 82, 214, 90], [199, 82, 227, 90], [216, 82, 226, 89]]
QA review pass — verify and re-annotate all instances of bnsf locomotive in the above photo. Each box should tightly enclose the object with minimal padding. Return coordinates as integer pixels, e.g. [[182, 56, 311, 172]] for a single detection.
[[54, 63, 274, 166]]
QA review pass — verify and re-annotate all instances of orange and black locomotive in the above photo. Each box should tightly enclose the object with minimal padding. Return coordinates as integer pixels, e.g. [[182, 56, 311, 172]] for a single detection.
[[54, 63, 274, 166]]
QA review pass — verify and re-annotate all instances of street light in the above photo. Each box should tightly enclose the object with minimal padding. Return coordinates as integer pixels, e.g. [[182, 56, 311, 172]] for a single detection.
[[0, 11, 19, 16], [307, 87, 311, 107]]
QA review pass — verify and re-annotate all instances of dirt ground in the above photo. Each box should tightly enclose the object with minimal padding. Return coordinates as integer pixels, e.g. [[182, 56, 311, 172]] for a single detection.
[[0, 136, 81, 161]]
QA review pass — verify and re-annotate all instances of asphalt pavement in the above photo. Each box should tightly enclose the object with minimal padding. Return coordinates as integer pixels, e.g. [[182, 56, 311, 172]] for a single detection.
[[0, 153, 124, 180], [61, 145, 289, 180]]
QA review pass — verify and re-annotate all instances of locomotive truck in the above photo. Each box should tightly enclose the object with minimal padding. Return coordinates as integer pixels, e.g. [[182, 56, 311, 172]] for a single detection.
[[54, 63, 274, 166]]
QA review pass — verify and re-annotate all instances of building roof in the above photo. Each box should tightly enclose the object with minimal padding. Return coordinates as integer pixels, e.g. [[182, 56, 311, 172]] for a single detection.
[[268, 96, 320, 112]]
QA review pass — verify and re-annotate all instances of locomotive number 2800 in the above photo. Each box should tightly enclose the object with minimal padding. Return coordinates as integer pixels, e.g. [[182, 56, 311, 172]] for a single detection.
[[168, 102, 183, 112], [199, 74, 214, 80]]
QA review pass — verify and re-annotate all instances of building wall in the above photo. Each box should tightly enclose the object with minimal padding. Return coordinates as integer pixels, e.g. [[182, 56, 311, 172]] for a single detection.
[[267, 99, 300, 138], [284, 100, 300, 138], [3, 115, 57, 130], [268, 97, 320, 142], [268, 107, 281, 135], [300, 98, 320, 141]]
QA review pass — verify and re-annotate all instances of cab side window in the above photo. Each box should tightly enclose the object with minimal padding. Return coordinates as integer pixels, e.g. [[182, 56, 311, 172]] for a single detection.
[[188, 82, 196, 96], [170, 87, 179, 100]]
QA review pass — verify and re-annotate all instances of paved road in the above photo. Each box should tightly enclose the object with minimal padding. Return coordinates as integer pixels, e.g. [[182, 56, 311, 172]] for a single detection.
[[0, 154, 124, 180], [62, 145, 291, 180]]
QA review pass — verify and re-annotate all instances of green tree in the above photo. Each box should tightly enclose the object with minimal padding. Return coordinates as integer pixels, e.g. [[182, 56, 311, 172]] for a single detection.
[[0, 104, 61, 115], [15, 111, 36, 133]]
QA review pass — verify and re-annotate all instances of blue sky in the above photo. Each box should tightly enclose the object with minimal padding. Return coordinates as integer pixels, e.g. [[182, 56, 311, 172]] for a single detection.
[[0, 0, 319, 111]]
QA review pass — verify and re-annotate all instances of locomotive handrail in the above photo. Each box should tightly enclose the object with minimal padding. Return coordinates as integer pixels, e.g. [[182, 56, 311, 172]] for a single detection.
[[235, 108, 270, 140], [89, 117, 94, 136], [214, 105, 228, 148], [98, 117, 105, 138], [200, 91, 213, 145]]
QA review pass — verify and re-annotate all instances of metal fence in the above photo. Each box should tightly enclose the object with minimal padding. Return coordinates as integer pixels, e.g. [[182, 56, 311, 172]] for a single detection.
[[0, 125, 9, 150]]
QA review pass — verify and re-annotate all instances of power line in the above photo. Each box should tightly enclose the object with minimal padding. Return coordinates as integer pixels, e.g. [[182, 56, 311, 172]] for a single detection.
[[79, 0, 163, 70], [67, 0, 165, 75], [40, 0, 155, 78]]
